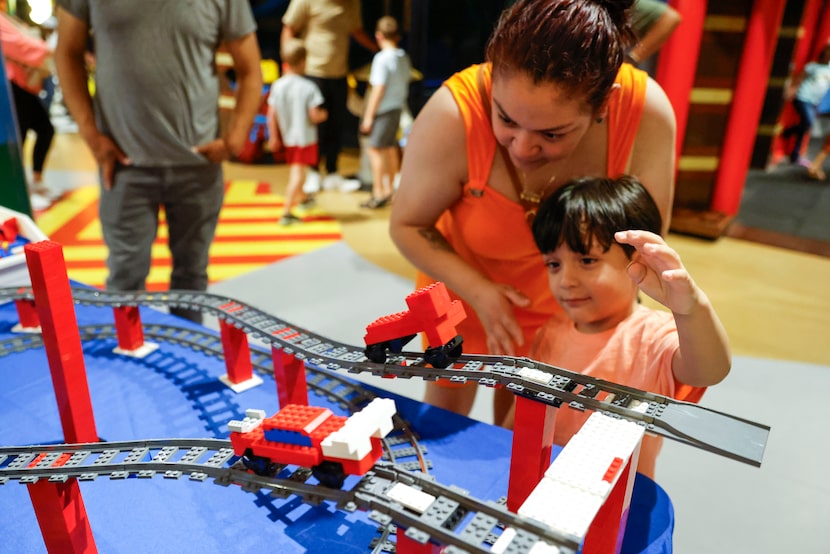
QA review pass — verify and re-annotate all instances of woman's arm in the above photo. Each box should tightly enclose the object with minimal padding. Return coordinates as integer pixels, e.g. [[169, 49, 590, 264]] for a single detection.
[[390, 86, 469, 279], [628, 77, 677, 235]]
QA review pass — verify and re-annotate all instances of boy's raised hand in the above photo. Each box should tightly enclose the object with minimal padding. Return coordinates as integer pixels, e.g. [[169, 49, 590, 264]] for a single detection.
[[614, 230, 700, 315]]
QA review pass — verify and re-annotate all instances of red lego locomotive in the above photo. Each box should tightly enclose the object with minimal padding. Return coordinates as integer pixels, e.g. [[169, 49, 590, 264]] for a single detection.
[[229, 398, 396, 488], [363, 282, 465, 368]]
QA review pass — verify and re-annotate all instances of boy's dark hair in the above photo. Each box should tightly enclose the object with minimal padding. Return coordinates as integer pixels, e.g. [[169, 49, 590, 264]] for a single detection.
[[281, 38, 307, 67], [376, 15, 400, 41], [532, 175, 662, 258]]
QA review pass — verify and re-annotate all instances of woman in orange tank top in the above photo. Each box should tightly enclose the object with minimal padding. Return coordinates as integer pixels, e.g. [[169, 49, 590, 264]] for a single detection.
[[390, 0, 677, 425]]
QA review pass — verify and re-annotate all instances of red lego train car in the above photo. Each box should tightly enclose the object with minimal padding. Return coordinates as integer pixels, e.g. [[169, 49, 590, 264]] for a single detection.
[[229, 398, 396, 488], [363, 282, 466, 368]]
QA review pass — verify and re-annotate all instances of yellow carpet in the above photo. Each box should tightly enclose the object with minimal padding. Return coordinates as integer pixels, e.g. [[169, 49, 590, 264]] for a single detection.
[[33, 180, 342, 290]]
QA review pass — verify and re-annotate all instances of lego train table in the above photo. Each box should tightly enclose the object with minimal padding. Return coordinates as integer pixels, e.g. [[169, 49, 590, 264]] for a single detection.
[[0, 300, 673, 553]]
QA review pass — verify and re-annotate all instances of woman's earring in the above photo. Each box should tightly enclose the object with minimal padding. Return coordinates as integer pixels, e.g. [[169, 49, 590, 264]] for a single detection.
[[596, 117, 604, 124]]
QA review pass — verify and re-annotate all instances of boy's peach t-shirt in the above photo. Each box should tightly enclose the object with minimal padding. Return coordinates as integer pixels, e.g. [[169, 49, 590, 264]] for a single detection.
[[530, 305, 705, 479]]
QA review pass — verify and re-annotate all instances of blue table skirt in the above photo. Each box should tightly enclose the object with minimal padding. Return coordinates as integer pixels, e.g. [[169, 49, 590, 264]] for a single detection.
[[0, 301, 672, 553]]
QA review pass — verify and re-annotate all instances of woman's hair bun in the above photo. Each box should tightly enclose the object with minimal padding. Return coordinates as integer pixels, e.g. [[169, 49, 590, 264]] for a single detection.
[[596, 0, 634, 30]]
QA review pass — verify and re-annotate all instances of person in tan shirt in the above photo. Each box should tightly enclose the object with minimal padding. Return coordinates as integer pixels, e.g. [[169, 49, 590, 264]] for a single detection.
[[281, 0, 377, 192]]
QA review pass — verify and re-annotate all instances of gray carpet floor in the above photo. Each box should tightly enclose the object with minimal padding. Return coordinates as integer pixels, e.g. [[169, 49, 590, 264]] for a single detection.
[[209, 242, 830, 554], [738, 135, 830, 243]]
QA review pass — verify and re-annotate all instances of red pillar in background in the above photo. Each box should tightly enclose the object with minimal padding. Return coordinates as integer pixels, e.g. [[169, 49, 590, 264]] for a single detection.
[[817, 2, 830, 47], [24, 241, 97, 443], [24, 240, 98, 553], [272, 347, 309, 408], [113, 306, 145, 351], [216, 301, 261, 392], [14, 298, 40, 329], [711, 0, 787, 215], [219, 319, 254, 383], [655, 0, 707, 162], [506, 396, 557, 513]]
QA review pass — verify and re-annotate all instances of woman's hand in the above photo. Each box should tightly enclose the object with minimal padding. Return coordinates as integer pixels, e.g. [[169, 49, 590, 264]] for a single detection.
[[469, 281, 531, 356], [615, 230, 699, 315]]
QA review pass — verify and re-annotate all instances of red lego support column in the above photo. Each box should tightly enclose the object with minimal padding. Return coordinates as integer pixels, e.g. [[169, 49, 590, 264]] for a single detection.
[[654, 0, 707, 162], [581, 454, 639, 554], [24, 240, 98, 553], [112, 305, 158, 358], [218, 319, 262, 392], [24, 241, 97, 442], [711, 0, 787, 215], [27, 481, 97, 554], [113, 306, 144, 350], [395, 532, 441, 554], [506, 396, 557, 513], [14, 297, 40, 330], [272, 347, 308, 408]]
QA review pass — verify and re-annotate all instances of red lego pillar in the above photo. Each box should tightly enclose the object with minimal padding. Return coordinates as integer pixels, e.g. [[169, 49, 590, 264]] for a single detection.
[[218, 319, 262, 392], [506, 396, 557, 512], [395, 532, 441, 554], [14, 297, 40, 330], [711, 0, 787, 215], [112, 305, 158, 358], [581, 454, 639, 554], [24, 241, 97, 441], [27, 481, 97, 553], [655, 0, 707, 162], [272, 347, 308, 408], [113, 306, 144, 350], [24, 240, 98, 553]]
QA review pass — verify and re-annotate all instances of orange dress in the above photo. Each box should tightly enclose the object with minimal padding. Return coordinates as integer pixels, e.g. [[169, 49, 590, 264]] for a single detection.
[[416, 63, 648, 357]]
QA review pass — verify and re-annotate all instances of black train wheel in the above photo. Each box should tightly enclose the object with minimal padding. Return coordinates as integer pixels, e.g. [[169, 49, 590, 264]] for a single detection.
[[241, 449, 278, 477], [312, 461, 347, 488], [364, 342, 388, 364], [424, 335, 463, 369]]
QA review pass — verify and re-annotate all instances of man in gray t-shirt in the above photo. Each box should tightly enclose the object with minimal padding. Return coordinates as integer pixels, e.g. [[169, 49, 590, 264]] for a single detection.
[[55, 0, 262, 322]]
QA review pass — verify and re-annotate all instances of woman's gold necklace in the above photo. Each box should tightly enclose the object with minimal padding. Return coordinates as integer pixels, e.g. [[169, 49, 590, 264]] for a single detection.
[[519, 173, 557, 224]]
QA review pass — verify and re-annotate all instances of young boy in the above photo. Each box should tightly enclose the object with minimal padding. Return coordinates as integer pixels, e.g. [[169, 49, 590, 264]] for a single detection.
[[358, 15, 411, 209], [267, 39, 328, 225], [528, 175, 731, 478]]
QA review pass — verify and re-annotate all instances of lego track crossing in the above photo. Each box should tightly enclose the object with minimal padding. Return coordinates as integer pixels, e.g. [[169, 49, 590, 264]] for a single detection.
[[0, 286, 770, 467], [0, 440, 580, 553], [0, 285, 770, 552], [0, 324, 432, 474]]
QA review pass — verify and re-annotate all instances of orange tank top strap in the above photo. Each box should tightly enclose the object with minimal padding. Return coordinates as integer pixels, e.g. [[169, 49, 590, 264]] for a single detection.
[[606, 63, 649, 175], [441, 64, 497, 189]]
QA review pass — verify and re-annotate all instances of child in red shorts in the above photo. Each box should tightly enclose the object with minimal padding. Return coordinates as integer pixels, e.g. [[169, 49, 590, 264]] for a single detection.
[[267, 39, 328, 225]]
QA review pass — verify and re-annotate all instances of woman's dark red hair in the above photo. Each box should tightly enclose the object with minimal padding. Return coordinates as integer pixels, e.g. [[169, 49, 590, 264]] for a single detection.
[[485, 0, 634, 111]]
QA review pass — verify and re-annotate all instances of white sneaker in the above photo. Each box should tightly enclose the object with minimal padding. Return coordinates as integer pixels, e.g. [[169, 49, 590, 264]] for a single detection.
[[302, 170, 321, 194], [29, 192, 52, 211], [339, 178, 361, 193], [33, 185, 62, 201], [322, 173, 343, 191]]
